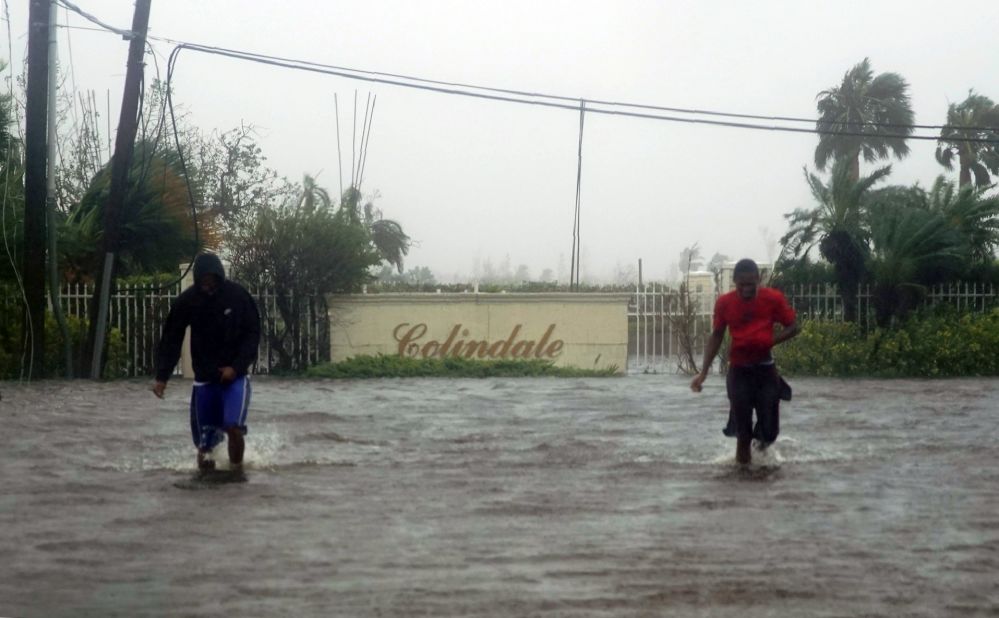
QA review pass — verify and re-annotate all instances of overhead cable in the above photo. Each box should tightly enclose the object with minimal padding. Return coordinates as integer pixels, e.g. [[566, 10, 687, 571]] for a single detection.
[[50, 18, 999, 136], [56, 0, 135, 39], [165, 42, 999, 144]]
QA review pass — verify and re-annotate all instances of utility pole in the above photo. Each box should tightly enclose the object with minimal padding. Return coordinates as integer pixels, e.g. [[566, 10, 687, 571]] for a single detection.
[[47, 0, 72, 378], [88, 0, 152, 379], [23, 0, 51, 380]]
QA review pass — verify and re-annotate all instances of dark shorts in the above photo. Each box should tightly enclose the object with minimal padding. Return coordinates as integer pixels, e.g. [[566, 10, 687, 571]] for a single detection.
[[723, 364, 789, 445], [189, 376, 251, 451]]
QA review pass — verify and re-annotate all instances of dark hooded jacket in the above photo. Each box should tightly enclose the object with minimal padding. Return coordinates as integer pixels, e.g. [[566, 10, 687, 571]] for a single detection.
[[155, 254, 260, 383]]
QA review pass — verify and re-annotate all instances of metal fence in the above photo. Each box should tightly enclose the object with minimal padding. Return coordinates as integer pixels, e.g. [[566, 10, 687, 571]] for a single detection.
[[1, 282, 330, 377], [629, 282, 714, 373], [629, 282, 999, 374]]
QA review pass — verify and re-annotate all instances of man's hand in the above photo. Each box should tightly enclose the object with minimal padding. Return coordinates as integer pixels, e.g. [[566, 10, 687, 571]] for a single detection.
[[690, 372, 708, 393], [219, 366, 236, 384], [152, 381, 167, 399]]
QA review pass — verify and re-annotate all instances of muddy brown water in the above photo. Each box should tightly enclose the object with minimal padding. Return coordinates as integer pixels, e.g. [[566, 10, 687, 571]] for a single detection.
[[1, 376, 997, 617]]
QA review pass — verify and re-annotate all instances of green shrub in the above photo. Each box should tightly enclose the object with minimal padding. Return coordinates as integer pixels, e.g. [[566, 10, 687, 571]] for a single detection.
[[306, 354, 619, 379], [0, 313, 127, 379], [776, 307, 999, 377]]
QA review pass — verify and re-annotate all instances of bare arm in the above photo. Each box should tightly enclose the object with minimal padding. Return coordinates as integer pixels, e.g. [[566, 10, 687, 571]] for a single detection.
[[773, 321, 800, 346], [690, 327, 725, 393]]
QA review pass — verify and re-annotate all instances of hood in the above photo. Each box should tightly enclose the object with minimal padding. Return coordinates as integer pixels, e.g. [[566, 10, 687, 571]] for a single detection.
[[193, 253, 226, 284]]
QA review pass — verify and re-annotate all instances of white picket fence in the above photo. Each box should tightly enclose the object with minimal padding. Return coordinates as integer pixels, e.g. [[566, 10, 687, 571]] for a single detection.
[[629, 282, 999, 374], [1, 282, 329, 377]]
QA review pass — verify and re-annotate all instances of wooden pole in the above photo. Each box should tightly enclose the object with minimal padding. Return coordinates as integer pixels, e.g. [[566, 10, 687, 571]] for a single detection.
[[23, 0, 51, 379], [89, 0, 153, 379]]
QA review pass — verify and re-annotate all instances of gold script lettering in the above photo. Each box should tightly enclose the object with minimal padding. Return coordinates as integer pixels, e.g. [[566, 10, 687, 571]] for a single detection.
[[394, 323, 428, 357], [392, 323, 565, 360], [510, 339, 535, 358]]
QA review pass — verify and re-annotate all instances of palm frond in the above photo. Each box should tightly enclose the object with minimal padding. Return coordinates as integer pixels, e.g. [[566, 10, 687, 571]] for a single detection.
[[370, 218, 411, 273]]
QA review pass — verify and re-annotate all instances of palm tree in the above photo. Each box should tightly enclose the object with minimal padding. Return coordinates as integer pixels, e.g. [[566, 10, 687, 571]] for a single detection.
[[926, 176, 999, 263], [298, 174, 332, 214], [61, 141, 218, 282], [867, 198, 963, 326], [339, 186, 411, 273], [815, 58, 914, 182], [780, 158, 892, 321], [935, 91, 999, 188]]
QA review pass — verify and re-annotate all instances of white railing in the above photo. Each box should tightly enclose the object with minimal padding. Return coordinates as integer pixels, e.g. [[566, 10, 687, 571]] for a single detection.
[[629, 281, 999, 374], [1, 282, 330, 377], [59, 281, 181, 377], [628, 282, 713, 374], [253, 287, 329, 373]]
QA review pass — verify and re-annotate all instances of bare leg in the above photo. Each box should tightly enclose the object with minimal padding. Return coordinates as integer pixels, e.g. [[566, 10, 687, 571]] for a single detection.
[[226, 427, 245, 468], [197, 450, 215, 471], [736, 438, 751, 465]]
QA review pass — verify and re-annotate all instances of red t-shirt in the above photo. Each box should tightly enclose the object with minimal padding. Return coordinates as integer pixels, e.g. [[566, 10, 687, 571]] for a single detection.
[[713, 287, 796, 366]]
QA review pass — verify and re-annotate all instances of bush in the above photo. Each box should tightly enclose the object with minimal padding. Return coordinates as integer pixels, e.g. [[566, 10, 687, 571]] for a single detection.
[[0, 313, 127, 379], [776, 307, 999, 377], [306, 354, 619, 379]]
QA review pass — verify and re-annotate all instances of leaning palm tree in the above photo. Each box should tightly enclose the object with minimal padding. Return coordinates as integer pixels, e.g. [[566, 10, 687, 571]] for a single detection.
[[298, 174, 332, 214], [780, 158, 892, 321], [815, 58, 914, 182], [935, 91, 999, 188], [61, 141, 218, 281], [339, 186, 411, 273]]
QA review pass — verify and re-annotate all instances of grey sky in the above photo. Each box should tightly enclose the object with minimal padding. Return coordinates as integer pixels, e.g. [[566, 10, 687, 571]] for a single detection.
[[5, 0, 999, 282]]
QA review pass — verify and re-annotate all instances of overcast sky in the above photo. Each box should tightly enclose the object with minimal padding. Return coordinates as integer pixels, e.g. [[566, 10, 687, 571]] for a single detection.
[[5, 0, 999, 283]]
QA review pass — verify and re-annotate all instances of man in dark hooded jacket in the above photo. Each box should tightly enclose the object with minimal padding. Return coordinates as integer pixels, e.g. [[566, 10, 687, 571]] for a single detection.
[[152, 253, 260, 473]]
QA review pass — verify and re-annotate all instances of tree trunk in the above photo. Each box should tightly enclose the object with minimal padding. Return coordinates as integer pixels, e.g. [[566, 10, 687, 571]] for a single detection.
[[959, 152, 971, 188], [849, 155, 861, 184], [872, 284, 895, 328], [820, 231, 865, 323]]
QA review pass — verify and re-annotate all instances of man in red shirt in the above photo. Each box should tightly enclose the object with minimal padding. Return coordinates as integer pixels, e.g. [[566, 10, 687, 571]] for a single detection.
[[690, 259, 799, 464]]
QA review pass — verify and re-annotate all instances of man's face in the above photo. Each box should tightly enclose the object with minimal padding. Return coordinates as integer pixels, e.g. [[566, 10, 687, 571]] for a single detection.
[[734, 271, 760, 300], [199, 273, 220, 295]]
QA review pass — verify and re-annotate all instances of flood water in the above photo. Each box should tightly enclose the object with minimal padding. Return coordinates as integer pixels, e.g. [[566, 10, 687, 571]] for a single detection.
[[1, 375, 997, 617]]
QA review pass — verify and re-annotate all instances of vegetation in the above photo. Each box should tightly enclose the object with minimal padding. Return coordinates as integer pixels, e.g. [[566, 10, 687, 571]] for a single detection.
[[339, 186, 411, 273], [0, 61, 24, 284], [2, 74, 412, 377], [778, 58, 999, 328], [0, 312, 127, 379], [305, 354, 619, 379], [60, 141, 219, 282], [935, 91, 999, 188], [814, 57, 914, 182], [781, 159, 891, 320], [227, 179, 384, 371], [776, 308, 999, 377]]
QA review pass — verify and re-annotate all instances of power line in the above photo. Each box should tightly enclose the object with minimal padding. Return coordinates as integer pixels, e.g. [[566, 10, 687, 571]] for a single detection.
[[55, 0, 134, 39], [163, 42, 999, 145], [48, 15, 999, 137], [152, 38, 992, 133]]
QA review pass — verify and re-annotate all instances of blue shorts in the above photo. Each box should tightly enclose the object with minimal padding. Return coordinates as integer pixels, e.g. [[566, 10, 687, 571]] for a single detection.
[[189, 376, 251, 451]]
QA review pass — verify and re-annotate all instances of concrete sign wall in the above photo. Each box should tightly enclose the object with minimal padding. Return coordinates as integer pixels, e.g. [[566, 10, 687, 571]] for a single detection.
[[329, 293, 630, 373]]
